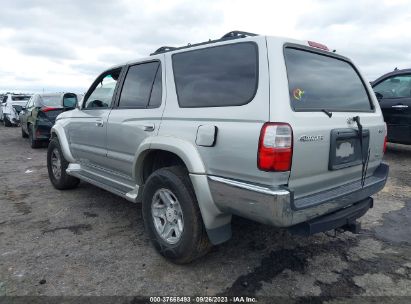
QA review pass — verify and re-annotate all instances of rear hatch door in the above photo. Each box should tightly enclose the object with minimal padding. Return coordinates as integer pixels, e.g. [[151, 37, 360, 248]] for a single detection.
[[279, 45, 385, 202]]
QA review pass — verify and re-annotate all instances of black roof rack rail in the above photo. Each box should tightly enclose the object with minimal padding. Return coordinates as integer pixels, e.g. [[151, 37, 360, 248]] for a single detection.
[[150, 30, 259, 56], [150, 46, 177, 56], [221, 31, 258, 39]]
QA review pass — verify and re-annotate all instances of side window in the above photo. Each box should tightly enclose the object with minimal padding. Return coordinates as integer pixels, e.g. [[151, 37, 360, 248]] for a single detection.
[[148, 65, 162, 108], [374, 75, 411, 99], [2, 95, 8, 103], [84, 68, 121, 109], [172, 42, 258, 107], [118, 62, 161, 108]]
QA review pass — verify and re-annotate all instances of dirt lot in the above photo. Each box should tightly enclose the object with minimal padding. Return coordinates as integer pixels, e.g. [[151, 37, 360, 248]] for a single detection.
[[0, 124, 410, 302]]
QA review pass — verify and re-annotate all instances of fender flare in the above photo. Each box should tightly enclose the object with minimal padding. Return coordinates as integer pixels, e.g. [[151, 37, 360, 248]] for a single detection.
[[133, 136, 232, 244], [132, 136, 207, 184], [51, 124, 76, 163]]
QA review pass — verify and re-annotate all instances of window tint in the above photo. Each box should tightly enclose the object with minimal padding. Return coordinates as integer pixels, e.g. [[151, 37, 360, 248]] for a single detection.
[[119, 62, 160, 108], [84, 69, 121, 109], [172, 42, 258, 107], [284, 48, 372, 112], [373, 75, 411, 99], [148, 65, 162, 108]]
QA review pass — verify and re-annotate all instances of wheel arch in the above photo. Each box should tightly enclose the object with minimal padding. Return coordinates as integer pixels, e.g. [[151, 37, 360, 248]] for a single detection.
[[50, 124, 75, 163], [133, 137, 232, 245]]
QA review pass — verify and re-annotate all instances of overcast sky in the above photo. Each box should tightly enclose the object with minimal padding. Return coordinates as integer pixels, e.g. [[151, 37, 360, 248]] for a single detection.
[[0, 0, 410, 93]]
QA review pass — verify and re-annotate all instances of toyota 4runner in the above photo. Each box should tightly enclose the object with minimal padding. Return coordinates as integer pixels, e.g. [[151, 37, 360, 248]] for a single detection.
[[47, 31, 389, 263]]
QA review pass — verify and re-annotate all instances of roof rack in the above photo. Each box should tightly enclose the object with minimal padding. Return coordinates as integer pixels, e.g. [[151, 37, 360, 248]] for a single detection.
[[220, 31, 258, 39], [150, 30, 258, 56]]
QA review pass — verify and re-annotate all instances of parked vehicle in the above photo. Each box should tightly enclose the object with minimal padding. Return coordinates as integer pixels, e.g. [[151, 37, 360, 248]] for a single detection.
[[1, 94, 31, 126], [47, 31, 388, 263], [372, 68, 411, 145], [19, 93, 78, 148]]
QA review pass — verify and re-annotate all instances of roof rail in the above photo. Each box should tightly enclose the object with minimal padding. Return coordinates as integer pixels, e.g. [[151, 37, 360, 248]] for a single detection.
[[150, 46, 177, 56], [221, 31, 258, 39], [150, 30, 259, 56]]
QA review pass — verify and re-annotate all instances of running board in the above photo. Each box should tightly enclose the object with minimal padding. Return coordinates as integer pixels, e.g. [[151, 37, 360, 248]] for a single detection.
[[66, 164, 140, 203]]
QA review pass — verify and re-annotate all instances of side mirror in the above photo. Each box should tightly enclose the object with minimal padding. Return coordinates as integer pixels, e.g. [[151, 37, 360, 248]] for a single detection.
[[63, 97, 77, 109]]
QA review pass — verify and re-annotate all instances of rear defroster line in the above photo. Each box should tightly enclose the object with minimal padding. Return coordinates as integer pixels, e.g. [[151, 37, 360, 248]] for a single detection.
[[353, 116, 370, 188]]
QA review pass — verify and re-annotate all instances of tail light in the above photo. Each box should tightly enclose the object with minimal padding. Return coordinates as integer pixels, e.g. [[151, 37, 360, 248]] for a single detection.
[[383, 123, 388, 154], [41, 106, 58, 112], [258, 123, 293, 171]]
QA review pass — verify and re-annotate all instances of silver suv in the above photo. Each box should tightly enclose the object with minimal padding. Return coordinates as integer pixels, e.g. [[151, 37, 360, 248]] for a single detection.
[[47, 31, 389, 263]]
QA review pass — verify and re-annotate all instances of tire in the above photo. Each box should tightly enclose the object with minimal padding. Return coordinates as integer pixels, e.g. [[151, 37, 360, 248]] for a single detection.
[[3, 116, 11, 127], [28, 125, 41, 148], [47, 137, 80, 190], [142, 166, 211, 264], [21, 127, 28, 138]]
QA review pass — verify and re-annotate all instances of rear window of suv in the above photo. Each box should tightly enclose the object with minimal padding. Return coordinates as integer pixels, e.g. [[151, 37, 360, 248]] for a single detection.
[[284, 47, 372, 112], [11, 95, 30, 101], [172, 42, 258, 107]]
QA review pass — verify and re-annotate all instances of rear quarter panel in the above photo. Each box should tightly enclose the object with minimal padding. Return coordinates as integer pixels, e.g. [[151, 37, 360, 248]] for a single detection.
[[159, 37, 290, 186]]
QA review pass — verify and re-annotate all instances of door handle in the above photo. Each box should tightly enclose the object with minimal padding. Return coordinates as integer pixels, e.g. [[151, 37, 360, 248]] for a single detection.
[[95, 120, 104, 127], [143, 123, 155, 132], [392, 104, 408, 109]]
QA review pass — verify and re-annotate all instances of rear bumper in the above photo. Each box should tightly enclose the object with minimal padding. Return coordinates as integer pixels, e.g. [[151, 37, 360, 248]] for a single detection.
[[208, 163, 388, 228]]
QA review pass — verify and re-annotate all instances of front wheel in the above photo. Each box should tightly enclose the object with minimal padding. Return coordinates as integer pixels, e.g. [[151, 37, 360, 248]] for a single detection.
[[47, 137, 80, 190], [142, 166, 211, 264]]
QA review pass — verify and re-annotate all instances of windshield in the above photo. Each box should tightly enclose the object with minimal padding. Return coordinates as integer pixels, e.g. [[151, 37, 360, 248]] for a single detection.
[[39, 95, 61, 107], [284, 48, 372, 112], [11, 95, 30, 101]]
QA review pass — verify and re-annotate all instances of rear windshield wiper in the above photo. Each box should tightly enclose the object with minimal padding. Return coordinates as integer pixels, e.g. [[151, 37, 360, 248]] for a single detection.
[[321, 109, 333, 118]]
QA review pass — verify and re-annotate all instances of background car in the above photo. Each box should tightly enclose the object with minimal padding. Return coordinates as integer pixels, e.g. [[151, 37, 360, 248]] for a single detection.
[[372, 68, 411, 145], [19, 92, 78, 148], [1, 93, 31, 126]]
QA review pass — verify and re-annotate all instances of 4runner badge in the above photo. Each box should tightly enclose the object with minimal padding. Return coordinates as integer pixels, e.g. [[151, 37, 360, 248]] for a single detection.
[[299, 135, 324, 142]]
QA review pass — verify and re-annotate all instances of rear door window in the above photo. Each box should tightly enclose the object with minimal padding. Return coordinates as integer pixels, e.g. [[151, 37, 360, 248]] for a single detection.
[[284, 47, 372, 112], [118, 61, 161, 108], [172, 42, 258, 107]]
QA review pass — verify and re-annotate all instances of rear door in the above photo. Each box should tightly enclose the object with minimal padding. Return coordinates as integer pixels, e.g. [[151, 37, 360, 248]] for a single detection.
[[105, 59, 164, 177], [373, 74, 411, 144], [268, 41, 385, 200]]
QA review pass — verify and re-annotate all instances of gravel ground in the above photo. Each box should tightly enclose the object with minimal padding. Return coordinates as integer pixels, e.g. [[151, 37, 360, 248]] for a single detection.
[[0, 124, 410, 302]]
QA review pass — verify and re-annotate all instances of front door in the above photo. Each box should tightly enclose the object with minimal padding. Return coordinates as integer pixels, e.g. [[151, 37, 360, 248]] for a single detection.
[[68, 67, 123, 168], [373, 74, 411, 144]]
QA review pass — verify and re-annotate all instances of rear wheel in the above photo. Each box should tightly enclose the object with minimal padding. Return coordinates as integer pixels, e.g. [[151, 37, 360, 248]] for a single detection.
[[47, 137, 80, 190], [28, 125, 41, 148], [142, 166, 211, 264]]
